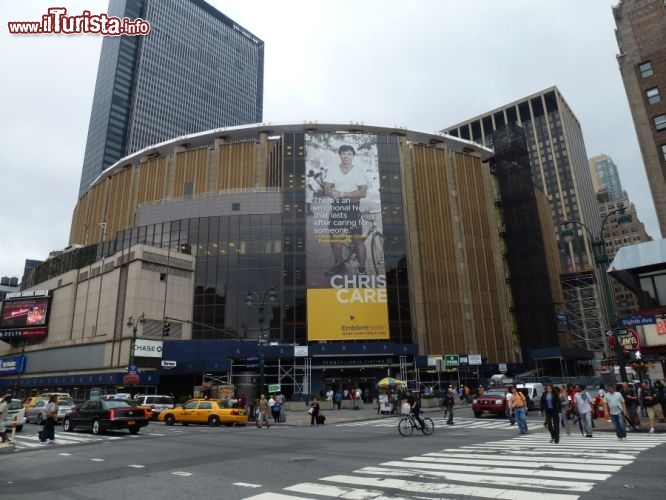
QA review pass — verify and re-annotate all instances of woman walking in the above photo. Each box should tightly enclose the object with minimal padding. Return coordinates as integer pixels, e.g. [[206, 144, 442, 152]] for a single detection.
[[540, 384, 562, 444]]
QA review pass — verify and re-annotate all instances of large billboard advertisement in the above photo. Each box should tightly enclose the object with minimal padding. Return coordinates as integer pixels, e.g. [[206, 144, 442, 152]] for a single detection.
[[305, 133, 388, 340], [0, 290, 51, 340]]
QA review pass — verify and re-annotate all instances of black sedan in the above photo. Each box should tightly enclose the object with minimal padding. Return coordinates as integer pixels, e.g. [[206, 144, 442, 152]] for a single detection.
[[63, 399, 149, 435]]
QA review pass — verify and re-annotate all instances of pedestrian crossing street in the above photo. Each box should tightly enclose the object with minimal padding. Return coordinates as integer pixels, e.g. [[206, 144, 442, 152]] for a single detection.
[[0, 428, 188, 451], [243, 432, 666, 500], [338, 415, 519, 430]]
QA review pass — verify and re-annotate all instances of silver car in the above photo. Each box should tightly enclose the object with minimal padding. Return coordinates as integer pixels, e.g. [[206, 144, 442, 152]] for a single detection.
[[26, 399, 76, 424], [4, 399, 27, 432]]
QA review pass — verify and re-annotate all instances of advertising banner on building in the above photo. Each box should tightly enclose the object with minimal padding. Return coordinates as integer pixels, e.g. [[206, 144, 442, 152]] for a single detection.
[[0, 290, 51, 340], [305, 133, 388, 341]]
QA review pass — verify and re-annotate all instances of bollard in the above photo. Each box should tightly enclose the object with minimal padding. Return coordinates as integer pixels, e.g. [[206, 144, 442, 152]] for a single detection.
[[11, 415, 17, 443]]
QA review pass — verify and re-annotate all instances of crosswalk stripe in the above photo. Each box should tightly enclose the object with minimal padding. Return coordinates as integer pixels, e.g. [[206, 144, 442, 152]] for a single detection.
[[356, 466, 595, 493], [426, 451, 629, 465], [317, 474, 579, 500], [379, 459, 611, 481]]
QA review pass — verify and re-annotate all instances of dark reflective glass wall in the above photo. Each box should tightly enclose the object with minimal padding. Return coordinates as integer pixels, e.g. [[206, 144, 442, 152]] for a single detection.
[[116, 215, 282, 341]]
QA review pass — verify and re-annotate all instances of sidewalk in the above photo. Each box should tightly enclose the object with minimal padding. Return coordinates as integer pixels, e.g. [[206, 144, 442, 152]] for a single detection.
[[272, 404, 666, 433]]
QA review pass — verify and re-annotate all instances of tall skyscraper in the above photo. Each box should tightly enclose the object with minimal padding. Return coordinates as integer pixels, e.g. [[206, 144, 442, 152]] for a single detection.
[[613, 0, 666, 238], [78, 0, 264, 198], [443, 87, 600, 273], [443, 87, 608, 354], [589, 154, 623, 200]]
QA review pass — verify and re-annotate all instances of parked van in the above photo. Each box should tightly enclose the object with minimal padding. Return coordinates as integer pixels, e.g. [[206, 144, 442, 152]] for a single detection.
[[516, 383, 545, 409], [133, 394, 175, 419]]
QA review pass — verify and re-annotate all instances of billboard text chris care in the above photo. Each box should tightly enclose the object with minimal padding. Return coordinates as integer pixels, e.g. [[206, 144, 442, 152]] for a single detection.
[[305, 133, 388, 341]]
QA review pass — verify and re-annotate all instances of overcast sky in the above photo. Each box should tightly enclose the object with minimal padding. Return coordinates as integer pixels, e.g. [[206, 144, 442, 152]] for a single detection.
[[0, 0, 658, 281]]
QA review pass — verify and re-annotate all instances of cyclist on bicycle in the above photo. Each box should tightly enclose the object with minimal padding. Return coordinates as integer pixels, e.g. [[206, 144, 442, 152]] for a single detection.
[[405, 389, 425, 429]]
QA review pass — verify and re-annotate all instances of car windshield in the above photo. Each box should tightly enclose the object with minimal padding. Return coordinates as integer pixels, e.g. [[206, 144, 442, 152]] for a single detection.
[[482, 391, 507, 397], [101, 400, 132, 409], [58, 401, 75, 407], [9, 400, 23, 410]]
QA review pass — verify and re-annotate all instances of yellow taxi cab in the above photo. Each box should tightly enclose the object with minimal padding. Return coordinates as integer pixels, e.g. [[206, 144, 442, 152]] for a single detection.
[[23, 396, 47, 412], [157, 398, 248, 427]]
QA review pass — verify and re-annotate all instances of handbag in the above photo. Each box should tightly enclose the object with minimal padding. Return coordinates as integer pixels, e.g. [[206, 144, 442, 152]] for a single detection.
[[308, 407, 314, 415]]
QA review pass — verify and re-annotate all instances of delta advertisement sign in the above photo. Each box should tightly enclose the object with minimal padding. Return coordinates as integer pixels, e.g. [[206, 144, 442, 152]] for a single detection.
[[0, 290, 51, 340], [305, 133, 388, 341]]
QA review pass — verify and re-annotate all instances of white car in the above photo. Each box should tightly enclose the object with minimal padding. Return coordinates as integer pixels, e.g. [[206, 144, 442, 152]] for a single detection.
[[4, 399, 27, 432]]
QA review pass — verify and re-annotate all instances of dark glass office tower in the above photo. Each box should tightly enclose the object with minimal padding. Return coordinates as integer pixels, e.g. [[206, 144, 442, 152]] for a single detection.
[[78, 0, 264, 198]]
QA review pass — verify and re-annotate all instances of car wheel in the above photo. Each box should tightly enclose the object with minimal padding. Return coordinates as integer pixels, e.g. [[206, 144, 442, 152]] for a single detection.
[[63, 418, 74, 432], [37, 413, 44, 425], [474, 412, 482, 418], [164, 414, 176, 426], [91, 419, 103, 435], [129, 426, 140, 435], [208, 415, 220, 427]]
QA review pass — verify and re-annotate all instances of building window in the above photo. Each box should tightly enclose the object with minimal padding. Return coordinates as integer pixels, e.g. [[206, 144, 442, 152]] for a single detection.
[[232, 202, 240, 211], [639, 61, 654, 78], [662, 144, 666, 161], [656, 115, 666, 131], [647, 87, 661, 104]]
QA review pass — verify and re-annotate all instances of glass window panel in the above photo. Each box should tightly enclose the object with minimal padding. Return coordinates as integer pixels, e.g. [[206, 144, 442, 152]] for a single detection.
[[647, 87, 661, 105], [655, 114, 666, 131], [639, 61, 653, 78]]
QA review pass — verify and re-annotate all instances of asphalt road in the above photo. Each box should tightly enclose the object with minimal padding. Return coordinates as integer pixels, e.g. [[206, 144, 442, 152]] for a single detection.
[[2, 409, 666, 499]]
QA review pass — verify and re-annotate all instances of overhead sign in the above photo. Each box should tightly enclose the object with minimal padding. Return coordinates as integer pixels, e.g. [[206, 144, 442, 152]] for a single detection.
[[133, 339, 163, 358], [294, 346, 309, 357], [443, 354, 459, 367], [161, 360, 177, 369], [468, 354, 482, 365], [268, 384, 281, 393]]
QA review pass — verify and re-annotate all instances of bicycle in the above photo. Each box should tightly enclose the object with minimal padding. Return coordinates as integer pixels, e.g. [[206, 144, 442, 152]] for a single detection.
[[398, 412, 434, 436], [325, 210, 384, 276]]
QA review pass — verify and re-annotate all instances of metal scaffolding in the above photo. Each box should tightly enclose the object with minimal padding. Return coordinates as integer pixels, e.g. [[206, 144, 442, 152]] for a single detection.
[[561, 270, 605, 353]]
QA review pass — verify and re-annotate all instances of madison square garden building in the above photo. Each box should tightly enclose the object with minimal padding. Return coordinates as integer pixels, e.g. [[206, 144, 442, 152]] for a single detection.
[[1, 123, 535, 399]]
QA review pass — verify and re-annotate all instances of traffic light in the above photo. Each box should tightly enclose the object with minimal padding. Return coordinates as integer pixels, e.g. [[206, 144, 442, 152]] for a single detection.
[[163, 322, 171, 337]]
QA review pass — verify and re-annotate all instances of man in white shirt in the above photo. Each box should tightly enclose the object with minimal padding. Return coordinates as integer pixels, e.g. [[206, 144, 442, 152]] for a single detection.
[[603, 385, 627, 440], [323, 145, 369, 276], [574, 384, 594, 437]]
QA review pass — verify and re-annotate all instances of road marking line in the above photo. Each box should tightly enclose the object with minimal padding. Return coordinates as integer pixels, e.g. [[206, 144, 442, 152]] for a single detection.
[[172, 471, 192, 476], [243, 494, 314, 499], [379, 460, 610, 481], [233, 482, 262, 488], [128, 464, 145, 468], [319, 474, 579, 500], [356, 466, 594, 492], [58, 453, 72, 456], [90, 458, 104, 462]]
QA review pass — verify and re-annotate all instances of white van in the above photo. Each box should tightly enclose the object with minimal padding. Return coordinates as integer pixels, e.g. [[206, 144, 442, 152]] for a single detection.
[[516, 383, 544, 409]]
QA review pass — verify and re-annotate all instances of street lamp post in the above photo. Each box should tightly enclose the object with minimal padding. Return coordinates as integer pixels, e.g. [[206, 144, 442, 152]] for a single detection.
[[560, 206, 632, 382], [126, 313, 146, 368], [246, 287, 278, 396]]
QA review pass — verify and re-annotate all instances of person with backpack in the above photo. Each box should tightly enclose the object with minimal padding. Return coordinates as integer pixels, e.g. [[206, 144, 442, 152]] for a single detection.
[[574, 384, 594, 437]]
